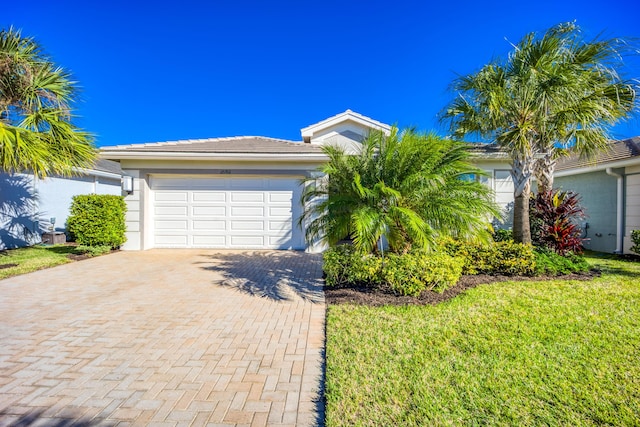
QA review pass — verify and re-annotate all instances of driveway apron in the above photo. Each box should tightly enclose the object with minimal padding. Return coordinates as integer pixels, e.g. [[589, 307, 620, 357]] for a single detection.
[[0, 249, 325, 426]]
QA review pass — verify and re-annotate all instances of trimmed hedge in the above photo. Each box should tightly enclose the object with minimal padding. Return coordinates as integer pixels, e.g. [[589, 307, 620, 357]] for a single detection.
[[323, 245, 463, 297], [67, 194, 126, 248], [439, 238, 536, 276], [382, 252, 463, 296], [323, 245, 382, 287], [534, 249, 590, 275]]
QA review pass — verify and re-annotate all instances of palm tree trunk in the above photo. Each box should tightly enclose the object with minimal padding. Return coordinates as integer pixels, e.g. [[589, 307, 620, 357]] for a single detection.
[[511, 156, 533, 245], [534, 152, 556, 194]]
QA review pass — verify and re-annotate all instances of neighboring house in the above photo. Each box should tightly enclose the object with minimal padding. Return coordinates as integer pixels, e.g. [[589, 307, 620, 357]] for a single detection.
[[554, 136, 640, 254], [0, 159, 123, 250], [101, 110, 512, 252]]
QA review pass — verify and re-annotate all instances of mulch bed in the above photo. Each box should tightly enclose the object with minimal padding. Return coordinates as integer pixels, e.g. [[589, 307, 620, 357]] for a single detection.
[[324, 270, 601, 307], [0, 263, 18, 270]]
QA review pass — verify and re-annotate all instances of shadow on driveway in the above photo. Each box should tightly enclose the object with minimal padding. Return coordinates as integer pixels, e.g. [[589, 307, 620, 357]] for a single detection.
[[198, 250, 324, 303], [0, 410, 115, 426]]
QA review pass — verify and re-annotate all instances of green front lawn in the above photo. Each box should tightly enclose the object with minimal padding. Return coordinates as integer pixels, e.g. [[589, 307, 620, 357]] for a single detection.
[[325, 254, 640, 426], [0, 245, 76, 280]]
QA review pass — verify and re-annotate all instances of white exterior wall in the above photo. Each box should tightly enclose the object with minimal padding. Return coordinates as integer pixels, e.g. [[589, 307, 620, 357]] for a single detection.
[[36, 175, 121, 231], [624, 164, 640, 253], [0, 172, 122, 249]]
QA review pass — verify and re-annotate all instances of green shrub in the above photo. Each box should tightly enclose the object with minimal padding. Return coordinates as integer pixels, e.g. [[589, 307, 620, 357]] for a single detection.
[[492, 228, 513, 242], [73, 245, 112, 257], [381, 251, 463, 296], [67, 195, 126, 248], [439, 238, 536, 276], [631, 230, 640, 255], [323, 245, 463, 296], [534, 249, 590, 275], [323, 245, 382, 287]]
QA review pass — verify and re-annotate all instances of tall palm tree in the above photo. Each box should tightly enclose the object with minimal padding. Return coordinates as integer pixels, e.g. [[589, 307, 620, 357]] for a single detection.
[[444, 22, 637, 243], [0, 27, 95, 178], [299, 127, 499, 254]]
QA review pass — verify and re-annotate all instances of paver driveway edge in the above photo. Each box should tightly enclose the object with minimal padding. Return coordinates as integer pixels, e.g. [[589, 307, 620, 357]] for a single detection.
[[0, 249, 326, 426]]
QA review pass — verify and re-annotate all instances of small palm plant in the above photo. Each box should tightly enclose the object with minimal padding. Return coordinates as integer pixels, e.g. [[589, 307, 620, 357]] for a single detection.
[[300, 128, 500, 254]]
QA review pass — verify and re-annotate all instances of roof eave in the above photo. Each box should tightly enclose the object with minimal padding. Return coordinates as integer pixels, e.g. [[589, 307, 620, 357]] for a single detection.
[[99, 151, 329, 162], [555, 156, 640, 177]]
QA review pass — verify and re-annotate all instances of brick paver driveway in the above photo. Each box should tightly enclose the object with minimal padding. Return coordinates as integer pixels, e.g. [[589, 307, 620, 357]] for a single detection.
[[0, 250, 325, 426]]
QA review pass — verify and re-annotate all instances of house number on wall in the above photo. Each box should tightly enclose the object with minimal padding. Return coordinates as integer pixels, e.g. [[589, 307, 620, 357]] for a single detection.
[[220, 169, 232, 174]]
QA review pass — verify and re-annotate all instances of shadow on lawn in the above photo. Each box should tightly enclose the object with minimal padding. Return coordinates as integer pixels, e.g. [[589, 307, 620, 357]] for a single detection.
[[198, 251, 324, 303], [0, 409, 114, 426]]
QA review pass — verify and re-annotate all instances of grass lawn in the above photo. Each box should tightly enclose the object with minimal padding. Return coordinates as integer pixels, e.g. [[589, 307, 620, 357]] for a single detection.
[[325, 253, 640, 426], [0, 245, 77, 280]]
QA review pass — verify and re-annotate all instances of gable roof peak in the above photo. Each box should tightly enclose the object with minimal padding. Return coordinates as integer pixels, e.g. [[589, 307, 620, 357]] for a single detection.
[[300, 110, 391, 139]]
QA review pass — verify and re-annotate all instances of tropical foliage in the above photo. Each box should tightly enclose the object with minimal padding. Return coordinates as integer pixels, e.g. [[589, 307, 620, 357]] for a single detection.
[[0, 27, 95, 177], [300, 127, 499, 254], [444, 22, 637, 244], [630, 230, 640, 255], [531, 190, 585, 255]]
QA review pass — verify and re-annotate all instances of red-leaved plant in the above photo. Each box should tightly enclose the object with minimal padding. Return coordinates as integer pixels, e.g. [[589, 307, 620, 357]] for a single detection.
[[531, 190, 586, 255]]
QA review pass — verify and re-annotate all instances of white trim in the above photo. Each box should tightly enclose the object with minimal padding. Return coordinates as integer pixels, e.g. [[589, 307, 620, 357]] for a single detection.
[[100, 152, 328, 162], [75, 167, 122, 180], [301, 110, 391, 138]]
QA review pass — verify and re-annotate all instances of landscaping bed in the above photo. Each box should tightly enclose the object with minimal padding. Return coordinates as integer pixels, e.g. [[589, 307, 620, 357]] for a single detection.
[[324, 254, 640, 426], [325, 270, 600, 306]]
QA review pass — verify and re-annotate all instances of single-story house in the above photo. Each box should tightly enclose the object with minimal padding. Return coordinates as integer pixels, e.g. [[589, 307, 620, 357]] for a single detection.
[[554, 136, 640, 254], [0, 159, 123, 250], [100, 110, 512, 252]]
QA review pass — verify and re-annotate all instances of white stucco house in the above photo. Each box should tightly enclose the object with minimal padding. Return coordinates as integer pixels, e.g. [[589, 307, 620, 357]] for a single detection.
[[0, 160, 123, 250], [101, 110, 513, 252]]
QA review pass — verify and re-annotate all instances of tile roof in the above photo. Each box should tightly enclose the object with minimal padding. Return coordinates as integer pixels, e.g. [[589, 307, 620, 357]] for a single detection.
[[556, 136, 640, 171], [101, 136, 323, 154], [92, 159, 122, 175]]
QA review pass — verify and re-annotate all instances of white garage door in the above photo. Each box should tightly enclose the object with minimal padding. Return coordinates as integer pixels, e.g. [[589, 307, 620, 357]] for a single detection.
[[150, 176, 304, 249]]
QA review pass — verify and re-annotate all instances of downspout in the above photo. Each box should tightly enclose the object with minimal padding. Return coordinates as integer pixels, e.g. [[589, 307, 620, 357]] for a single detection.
[[605, 168, 624, 254]]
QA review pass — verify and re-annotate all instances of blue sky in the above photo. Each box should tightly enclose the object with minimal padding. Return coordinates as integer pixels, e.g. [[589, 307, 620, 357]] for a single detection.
[[5, 0, 640, 147]]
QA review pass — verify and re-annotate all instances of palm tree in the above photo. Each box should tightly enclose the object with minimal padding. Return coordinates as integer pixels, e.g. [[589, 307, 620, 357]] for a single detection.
[[444, 22, 637, 243], [0, 27, 95, 178], [299, 127, 499, 254]]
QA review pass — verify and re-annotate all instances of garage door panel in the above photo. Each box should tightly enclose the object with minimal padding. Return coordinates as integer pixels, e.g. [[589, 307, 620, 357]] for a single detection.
[[193, 235, 226, 246], [230, 192, 263, 203], [155, 220, 188, 230], [230, 220, 264, 231], [270, 206, 291, 217], [193, 220, 226, 230], [231, 206, 264, 216], [230, 236, 265, 246], [269, 192, 292, 203], [269, 220, 290, 231], [155, 192, 188, 202], [269, 235, 291, 246], [193, 206, 225, 216], [155, 235, 188, 246], [155, 206, 188, 216], [193, 192, 226, 202]]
